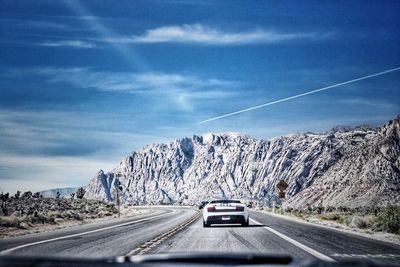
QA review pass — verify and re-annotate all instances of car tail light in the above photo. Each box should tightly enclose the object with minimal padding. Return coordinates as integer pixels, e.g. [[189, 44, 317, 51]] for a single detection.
[[236, 206, 244, 211], [207, 206, 216, 212]]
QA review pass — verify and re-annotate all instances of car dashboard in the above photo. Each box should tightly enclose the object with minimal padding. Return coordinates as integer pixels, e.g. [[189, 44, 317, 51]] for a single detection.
[[0, 252, 395, 267]]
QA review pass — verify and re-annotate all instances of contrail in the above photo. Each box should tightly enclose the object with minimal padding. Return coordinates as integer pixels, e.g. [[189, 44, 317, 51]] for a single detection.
[[198, 67, 400, 124]]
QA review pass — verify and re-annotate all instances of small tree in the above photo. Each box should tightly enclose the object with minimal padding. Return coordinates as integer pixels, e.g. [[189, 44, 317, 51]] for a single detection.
[[0, 192, 9, 201], [376, 205, 400, 234], [33, 192, 41, 198], [14, 190, 21, 199], [76, 187, 86, 199], [22, 191, 32, 199], [56, 191, 61, 199], [70, 193, 75, 200], [0, 192, 10, 215]]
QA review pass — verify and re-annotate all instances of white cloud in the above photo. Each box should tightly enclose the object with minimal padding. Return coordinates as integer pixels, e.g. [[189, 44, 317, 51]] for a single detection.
[[105, 24, 329, 45], [7, 66, 239, 113], [36, 40, 96, 48], [20, 67, 237, 110], [20, 67, 236, 94], [340, 98, 398, 110]]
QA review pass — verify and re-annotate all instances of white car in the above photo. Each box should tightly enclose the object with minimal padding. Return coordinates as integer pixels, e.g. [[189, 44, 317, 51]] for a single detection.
[[203, 199, 249, 227]]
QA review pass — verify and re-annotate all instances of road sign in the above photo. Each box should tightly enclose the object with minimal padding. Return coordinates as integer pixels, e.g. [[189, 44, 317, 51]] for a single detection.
[[276, 180, 288, 191], [279, 191, 286, 198]]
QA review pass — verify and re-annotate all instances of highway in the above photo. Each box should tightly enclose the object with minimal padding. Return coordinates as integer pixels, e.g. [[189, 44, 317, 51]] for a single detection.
[[1, 207, 399, 265], [154, 210, 400, 265], [0, 207, 196, 257]]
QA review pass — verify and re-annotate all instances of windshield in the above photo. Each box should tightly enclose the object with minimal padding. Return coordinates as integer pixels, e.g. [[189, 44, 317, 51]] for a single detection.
[[0, 0, 399, 266]]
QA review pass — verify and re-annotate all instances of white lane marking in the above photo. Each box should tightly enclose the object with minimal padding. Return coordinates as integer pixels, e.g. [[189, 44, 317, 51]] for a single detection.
[[250, 218, 335, 262], [0, 210, 174, 255], [332, 253, 400, 259]]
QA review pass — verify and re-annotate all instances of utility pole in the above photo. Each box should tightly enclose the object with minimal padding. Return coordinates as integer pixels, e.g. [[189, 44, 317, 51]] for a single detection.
[[116, 185, 120, 218], [115, 178, 122, 218]]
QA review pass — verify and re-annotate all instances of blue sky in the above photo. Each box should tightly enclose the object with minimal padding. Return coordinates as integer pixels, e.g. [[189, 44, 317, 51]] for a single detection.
[[1, 0, 399, 193]]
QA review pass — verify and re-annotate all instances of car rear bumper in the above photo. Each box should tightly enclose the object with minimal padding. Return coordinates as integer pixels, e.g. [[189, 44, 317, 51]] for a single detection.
[[205, 214, 247, 224]]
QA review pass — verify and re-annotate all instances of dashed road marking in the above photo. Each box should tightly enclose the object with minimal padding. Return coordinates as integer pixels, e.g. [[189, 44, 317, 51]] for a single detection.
[[250, 218, 335, 262], [126, 211, 200, 256]]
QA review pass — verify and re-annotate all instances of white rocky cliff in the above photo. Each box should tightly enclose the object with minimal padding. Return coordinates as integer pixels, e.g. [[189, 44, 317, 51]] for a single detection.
[[84, 116, 400, 208]]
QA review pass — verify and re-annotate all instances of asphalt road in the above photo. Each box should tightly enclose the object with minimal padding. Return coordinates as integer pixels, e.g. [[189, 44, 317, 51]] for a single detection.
[[1, 208, 400, 265], [0, 207, 196, 258], [152, 210, 400, 265]]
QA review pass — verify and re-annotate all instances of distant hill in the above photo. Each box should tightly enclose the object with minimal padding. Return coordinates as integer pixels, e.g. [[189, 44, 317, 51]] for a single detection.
[[39, 187, 80, 198], [84, 115, 400, 209]]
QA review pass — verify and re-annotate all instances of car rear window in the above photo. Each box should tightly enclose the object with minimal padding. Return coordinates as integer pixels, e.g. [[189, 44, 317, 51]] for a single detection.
[[210, 200, 241, 204]]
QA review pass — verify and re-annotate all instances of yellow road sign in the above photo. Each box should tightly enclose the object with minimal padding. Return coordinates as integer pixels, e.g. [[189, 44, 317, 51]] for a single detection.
[[277, 180, 288, 191]]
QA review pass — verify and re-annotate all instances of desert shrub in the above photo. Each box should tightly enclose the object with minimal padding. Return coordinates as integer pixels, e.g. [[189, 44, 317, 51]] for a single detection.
[[363, 215, 376, 228], [22, 191, 32, 199], [0, 216, 21, 228], [325, 206, 336, 212], [349, 216, 368, 228], [48, 211, 63, 219], [285, 207, 294, 213], [99, 211, 113, 217], [376, 205, 400, 234], [106, 203, 118, 213], [27, 213, 55, 224], [61, 210, 81, 220], [343, 215, 353, 226], [319, 212, 341, 221], [314, 205, 324, 214], [1, 193, 10, 202], [337, 206, 350, 212]]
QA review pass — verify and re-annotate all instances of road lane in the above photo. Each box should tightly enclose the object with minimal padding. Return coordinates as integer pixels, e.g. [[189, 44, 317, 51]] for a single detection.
[[151, 210, 400, 265], [0, 207, 168, 252], [151, 218, 314, 260], [250, 218, 334, 262], [0, 207, 196, 258], [250, 211, 400, 265]]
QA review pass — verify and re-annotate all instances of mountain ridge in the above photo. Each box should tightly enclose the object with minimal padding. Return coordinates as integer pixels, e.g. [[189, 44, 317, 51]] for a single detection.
[[85, 115, 400, 208], [39, 187, 80, 198]]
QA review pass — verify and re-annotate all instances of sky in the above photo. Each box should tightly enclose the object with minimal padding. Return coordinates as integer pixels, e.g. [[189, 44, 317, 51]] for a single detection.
[[0, 0, 399, 193]]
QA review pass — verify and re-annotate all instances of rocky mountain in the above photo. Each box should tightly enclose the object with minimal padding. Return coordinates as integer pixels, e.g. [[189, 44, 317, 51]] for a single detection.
[[39, 187, 80, 198], [84, 116, 400, 209]]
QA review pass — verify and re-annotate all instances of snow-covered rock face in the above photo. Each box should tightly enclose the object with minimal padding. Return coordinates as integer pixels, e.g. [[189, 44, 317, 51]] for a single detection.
[[84, 116, 400, 208]]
